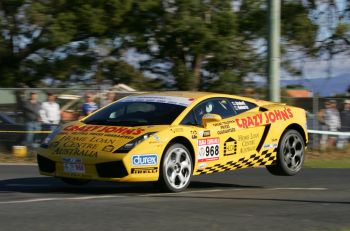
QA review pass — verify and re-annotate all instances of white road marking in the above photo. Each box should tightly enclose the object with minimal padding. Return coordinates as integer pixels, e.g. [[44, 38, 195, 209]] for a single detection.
[[0, 187, 328, 204], [0, 195, 127, 204], [0, 163, 37, 166], [6, 184, 51, 187], [139, 187, 328, 197], [139, 189, 227, 197], [266, 187, 328, 191]]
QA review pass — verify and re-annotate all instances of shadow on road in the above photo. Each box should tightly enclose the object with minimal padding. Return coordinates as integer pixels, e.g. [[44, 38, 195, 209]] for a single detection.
[[0, 177, 261, 195]]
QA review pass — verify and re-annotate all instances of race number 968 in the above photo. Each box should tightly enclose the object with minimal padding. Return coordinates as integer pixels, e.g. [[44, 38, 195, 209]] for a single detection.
[[205, 145, 219, 156]]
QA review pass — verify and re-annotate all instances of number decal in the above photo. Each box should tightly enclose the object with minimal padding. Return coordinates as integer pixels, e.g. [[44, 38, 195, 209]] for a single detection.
[[197, 138, 220, 162]]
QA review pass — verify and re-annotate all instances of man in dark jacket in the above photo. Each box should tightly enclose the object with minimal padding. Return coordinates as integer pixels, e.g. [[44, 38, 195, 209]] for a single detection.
[[22, 91, 42, 149]]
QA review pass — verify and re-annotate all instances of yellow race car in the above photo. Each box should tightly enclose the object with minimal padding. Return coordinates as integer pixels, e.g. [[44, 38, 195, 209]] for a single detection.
[[37, 92, 308, 192]]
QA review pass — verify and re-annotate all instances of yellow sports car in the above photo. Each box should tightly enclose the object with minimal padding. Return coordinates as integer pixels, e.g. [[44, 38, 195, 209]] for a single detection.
[[37, 92, 308, 192]]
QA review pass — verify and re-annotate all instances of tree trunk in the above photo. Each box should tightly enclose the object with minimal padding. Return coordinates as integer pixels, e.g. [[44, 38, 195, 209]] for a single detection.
[[192, 54, 203, 91]]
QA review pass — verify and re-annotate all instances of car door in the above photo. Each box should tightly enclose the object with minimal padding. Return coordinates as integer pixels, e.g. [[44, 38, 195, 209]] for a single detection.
[[181, 98, 236, 165]]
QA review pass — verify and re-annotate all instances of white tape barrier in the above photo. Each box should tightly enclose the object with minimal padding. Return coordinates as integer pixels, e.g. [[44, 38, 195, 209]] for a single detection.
[[308, 130, 350, 136]]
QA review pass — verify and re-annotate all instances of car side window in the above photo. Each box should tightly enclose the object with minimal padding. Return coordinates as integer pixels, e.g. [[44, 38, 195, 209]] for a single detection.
[[229, 99, 257, 115], [181, 98, 235, 126], [181, 111, 197, 126]]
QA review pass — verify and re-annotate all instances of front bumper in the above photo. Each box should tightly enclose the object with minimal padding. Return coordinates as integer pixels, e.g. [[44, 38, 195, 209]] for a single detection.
[[37, 154, 159, 182]]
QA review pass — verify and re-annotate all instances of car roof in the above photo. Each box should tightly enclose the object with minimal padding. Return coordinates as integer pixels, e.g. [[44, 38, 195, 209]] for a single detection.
[[136, 91, 214, 100], [134, 91, 271, 105]]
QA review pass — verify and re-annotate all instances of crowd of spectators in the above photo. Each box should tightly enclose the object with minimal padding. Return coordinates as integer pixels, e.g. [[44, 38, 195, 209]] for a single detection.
[[317, 99, 350, 149], [20, 91, 116, 150], [10, 91, 350, 150]]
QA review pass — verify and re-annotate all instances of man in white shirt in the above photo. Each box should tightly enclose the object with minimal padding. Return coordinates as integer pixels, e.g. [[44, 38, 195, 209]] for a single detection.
[[40, 92, 60, 130]]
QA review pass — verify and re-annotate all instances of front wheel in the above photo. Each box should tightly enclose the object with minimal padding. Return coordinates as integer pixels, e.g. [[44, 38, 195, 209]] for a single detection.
[[266, 129, 305, 176], [158, 143, 193, 192]]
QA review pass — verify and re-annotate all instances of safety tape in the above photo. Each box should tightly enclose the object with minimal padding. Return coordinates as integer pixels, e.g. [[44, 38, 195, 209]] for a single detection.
[[0, 130, 51, 134]]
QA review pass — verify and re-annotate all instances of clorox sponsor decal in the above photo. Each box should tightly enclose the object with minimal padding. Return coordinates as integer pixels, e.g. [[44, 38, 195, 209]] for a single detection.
[[132, 154, 158, 166]]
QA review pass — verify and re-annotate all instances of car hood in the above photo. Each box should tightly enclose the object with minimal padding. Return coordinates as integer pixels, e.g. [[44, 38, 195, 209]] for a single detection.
[[47, 122, 167, 155]]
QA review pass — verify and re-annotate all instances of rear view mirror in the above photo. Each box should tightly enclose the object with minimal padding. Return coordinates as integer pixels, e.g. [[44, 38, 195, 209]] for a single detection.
[[202, 113, 222, 128]]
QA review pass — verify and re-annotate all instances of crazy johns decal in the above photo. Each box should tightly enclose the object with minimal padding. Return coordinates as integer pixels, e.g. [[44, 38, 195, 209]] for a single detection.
[[63, 125, 145, 135], [235, 108, 294, 129]]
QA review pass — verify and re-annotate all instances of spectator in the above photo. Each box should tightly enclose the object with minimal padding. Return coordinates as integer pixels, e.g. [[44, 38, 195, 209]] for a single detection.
[[317, 100, 341, 149], [40, 92, 60, 130], [82, 92, 98, 116], [22, 91, 42, 149], [337, 99, 350, 149], [101, 91, 116, 107]]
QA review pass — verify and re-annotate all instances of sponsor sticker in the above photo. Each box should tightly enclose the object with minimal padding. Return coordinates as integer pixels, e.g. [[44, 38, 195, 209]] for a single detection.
[[224, 137, 237, 156], [132, 154, 158, 166], [191, 130, 198, 139], [235, 108, 294, 129], [201, 130, 211, 137], [131, 167, 158, 174], [232, 101, 249, 110], [197, 138, 220, 162], [263, 143, 278, 149], [198, 163, 206, 169]]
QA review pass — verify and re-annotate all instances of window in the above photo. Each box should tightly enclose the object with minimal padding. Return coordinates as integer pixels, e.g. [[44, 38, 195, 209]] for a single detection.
[[229, 99, 257, 115], [181, 98, 235, 126], [84, 102, 186, 126], [181, 111, 197, 126]]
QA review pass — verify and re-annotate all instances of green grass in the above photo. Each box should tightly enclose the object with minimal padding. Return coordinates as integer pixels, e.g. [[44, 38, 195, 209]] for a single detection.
[[304, 157, 350, 168]]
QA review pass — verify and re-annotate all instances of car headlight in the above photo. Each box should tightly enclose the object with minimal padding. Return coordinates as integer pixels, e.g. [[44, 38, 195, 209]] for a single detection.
[[40, 126, 62, 148], [114, 132, 156, 153]]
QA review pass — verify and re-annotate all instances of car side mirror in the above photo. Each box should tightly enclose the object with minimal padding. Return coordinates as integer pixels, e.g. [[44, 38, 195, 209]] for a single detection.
[[202, 113, 222, 128]]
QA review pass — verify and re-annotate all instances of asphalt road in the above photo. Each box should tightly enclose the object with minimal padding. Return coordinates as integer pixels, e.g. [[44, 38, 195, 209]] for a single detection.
[[0, 165, 349, 231]]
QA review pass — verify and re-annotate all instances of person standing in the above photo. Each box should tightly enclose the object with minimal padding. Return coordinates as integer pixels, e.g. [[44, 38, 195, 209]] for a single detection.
[[318, 100, 341, 149], [337, 99, 350, 149], [101, 91, 116, 107], [82, 92, 98, 116], [40, 92, 60, 130], [23, 91, 42, 149]]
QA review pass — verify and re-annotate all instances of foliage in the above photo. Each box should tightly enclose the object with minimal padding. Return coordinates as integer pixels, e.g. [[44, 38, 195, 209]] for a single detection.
[[0, 0, 346, 93], [0, 0, 149, 87]]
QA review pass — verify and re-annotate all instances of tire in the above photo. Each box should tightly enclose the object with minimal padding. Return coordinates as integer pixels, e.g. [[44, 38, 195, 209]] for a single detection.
[[266, 129, 305, 176], [60, 177, 90, 186], [158, 143, 193, 192]]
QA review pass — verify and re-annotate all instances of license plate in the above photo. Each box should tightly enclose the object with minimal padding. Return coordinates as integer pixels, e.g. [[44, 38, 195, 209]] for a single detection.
[[63, 158, 85, 174]]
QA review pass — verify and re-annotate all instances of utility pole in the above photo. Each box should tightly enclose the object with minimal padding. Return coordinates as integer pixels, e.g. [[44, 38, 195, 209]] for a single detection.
[[267, 0, 281, 102]]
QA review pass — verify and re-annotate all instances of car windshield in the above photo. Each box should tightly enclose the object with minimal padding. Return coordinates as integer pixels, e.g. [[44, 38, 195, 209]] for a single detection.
[[84, 101, 186, 126]]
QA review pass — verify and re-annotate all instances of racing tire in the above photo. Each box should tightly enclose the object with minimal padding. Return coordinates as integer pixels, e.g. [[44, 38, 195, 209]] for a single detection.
[[60, 177, 90, 186], [266, 129, 305, 176], [158, 143, 193, 192]]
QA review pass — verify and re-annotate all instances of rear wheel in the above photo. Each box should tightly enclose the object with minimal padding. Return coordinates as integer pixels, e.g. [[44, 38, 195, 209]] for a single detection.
[[60, 177, 90, 186], [266, 129, 305, 176], [158, 143, 192, 192]]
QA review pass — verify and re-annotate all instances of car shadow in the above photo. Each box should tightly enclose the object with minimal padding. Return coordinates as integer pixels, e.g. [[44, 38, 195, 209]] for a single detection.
[[0, 177, 262, 195]]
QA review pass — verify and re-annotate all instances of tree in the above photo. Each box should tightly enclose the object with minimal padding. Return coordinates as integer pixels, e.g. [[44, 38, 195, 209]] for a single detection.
[[0, 0, 148, 87], [125, 0, 319, 92]]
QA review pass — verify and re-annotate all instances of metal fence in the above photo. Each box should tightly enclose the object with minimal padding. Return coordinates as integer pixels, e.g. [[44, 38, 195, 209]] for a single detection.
[[0, 88, 348, 154]]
